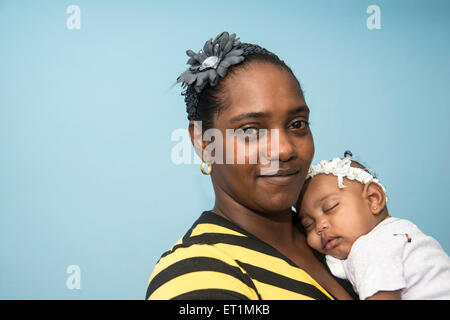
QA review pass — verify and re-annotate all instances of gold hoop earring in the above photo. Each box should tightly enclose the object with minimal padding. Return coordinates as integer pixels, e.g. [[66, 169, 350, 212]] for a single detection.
[[200, 162, 212, 175]]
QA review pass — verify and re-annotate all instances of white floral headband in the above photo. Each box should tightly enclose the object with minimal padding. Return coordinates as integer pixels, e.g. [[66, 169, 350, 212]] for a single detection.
[[307, 152, 388, 202]]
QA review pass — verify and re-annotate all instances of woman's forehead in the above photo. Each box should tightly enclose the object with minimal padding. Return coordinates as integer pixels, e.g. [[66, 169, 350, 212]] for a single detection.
[[216, 63, 306, 124], [229, 63, 302, 102]]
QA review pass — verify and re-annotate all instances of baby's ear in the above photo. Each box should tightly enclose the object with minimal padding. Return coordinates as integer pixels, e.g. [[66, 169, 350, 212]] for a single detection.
[[363, 181, 387, 215]]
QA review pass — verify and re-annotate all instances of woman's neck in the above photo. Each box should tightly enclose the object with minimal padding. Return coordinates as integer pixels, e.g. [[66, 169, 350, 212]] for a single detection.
[[212, 186, 297, 248]]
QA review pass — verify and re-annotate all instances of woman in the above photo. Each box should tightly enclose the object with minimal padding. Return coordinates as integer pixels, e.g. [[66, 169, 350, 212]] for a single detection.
[[146, 32, 356, 300]]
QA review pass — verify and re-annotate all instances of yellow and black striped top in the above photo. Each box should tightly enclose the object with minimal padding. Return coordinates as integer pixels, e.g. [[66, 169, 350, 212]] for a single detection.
[[146, 211, 335, 300]]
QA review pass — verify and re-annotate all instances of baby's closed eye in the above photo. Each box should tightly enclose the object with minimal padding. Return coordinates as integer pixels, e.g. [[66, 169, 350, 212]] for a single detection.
[[323, 201, 339, 213], [301, 217, 315, 232]]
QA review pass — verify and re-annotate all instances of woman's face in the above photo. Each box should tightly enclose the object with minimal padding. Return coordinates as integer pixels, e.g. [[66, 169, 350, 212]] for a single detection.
[[209, 61, 314, 214]]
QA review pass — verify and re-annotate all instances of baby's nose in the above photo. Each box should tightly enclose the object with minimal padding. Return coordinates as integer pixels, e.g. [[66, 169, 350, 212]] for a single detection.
[[315, 217, 329, 234]]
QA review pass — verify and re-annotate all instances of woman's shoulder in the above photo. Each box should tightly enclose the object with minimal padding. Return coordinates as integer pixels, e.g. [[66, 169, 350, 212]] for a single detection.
[[154, 211, 251, 270], [145, 211, 260, 300], [160, 210, 253, 257]]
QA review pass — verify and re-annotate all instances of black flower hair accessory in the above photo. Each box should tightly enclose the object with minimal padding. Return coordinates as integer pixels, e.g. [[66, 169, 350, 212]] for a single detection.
[[177, 32, 245, 93]]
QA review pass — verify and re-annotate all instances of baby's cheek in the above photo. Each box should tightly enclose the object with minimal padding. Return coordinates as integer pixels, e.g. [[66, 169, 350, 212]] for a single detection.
[[307, 234, 323, 253]]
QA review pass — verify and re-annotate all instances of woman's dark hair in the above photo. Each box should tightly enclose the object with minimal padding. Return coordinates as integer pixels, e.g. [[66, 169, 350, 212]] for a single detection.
[[182, 43, 303, 131]]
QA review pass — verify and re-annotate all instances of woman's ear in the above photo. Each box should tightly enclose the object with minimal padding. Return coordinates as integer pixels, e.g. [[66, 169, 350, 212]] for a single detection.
[[189, 120, 210, 162], [363, 181, 387, 216]]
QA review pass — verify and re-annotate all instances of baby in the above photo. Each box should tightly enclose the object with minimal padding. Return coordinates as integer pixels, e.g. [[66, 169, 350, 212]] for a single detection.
[[296, 152, 450, 300]]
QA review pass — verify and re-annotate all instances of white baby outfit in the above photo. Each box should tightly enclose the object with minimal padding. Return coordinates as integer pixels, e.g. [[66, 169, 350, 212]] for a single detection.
[[326, 217, 450, 300]]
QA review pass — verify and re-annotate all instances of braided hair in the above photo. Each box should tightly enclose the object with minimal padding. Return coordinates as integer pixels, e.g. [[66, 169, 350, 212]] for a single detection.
[[181, 42, 303, 131]]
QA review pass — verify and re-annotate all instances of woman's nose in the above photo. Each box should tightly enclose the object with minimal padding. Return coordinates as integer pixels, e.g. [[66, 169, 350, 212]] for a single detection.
[[266, 129, 297, 162]]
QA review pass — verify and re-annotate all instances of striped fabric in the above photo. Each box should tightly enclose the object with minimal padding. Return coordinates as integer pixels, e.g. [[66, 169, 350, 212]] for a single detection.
[[146, 211, 334, 300]]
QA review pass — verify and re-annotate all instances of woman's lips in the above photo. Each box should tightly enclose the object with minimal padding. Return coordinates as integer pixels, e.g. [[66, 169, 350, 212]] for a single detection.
[[258, 170, 300, 186]]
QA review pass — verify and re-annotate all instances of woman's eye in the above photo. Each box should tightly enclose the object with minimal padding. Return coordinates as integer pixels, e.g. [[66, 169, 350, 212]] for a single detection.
[[238, 127, 267, 141], [242, 127, 258, 135], [289, 120, 309, 130]]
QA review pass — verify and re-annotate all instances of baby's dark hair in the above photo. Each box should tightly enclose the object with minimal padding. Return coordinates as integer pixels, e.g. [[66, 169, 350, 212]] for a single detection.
[[182, 42, 303, 131], [349, 160, 377, 178]]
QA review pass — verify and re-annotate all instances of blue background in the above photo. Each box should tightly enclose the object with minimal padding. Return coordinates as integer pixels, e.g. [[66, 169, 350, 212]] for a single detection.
[[1, 0, 449, 299]]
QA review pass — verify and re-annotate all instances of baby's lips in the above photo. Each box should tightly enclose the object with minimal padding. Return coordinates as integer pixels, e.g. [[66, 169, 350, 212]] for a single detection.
[[322, 236, 340, 251]]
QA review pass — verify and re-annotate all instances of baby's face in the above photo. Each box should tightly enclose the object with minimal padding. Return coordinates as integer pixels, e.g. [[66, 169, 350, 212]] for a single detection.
[[297, 174, 378, 259]]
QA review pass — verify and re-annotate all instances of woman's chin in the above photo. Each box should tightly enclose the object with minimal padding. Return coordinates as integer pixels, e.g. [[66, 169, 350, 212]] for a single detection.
[[255, 183, 300, 210], [254, 194, 298, 214]]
